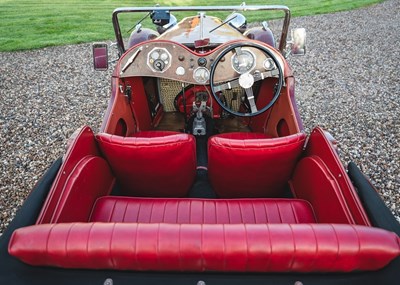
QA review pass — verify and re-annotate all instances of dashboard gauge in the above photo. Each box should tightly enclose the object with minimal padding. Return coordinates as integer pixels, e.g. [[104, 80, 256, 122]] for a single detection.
[[150, 51, 160, 60], [147, 47, 171, 73], [176, 66, 185, 76], [263, 58, 276, 71], [160, 52, 169, 61], [193, 67, 210, 84], [231, 49, 256, 74]]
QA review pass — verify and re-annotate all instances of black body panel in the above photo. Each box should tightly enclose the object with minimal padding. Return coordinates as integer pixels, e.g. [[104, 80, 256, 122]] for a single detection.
[[348, 162, 400, 235]]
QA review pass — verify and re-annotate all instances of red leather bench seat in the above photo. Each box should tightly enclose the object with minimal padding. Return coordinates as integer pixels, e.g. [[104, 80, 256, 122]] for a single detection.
[[9, 222, 400, 272], [89, 197, 317, 224]]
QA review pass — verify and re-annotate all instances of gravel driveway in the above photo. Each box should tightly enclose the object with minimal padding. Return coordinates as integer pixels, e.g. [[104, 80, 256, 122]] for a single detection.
[[0, 0, 399, 234]]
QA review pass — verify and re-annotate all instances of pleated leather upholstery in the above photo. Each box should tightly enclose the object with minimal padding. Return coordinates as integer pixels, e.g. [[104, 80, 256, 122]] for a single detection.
[[89, 196, 317, 224], [9, 222, 400, 272]]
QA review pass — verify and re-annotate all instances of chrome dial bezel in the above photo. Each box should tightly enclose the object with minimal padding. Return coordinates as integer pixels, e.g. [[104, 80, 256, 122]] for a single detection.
[[231, 49, 256, 74]]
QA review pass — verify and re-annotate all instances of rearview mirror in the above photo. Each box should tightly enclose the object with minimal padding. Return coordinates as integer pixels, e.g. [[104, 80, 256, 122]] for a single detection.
[[92, 43, 108, 70], [290, 28, 306, 56]]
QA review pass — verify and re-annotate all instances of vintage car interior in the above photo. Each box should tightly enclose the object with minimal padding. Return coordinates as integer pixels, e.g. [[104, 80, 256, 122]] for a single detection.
[[2, 4, 399, 285]]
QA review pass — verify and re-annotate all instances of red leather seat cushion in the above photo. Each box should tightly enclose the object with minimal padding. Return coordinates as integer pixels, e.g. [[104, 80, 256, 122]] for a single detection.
[[9, 222, 400, 272], [208, 132, 306, 198], [96, 132, 196, 197], [89, 196, 317, 224]]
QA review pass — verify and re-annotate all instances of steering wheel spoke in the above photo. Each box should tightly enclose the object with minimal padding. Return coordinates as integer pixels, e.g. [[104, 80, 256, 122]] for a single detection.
[[213, 68, 278, 93], [254, 69, 280, 81], [213, 78, 240, 92], [244, 87, 258, 113]]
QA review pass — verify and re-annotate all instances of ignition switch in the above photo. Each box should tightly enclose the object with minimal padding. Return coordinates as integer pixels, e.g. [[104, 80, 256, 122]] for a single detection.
[[153, 59, 166, 71]]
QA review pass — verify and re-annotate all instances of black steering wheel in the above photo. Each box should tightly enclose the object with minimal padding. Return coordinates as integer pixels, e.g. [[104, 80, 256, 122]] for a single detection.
[[209, 42, 284, 117]]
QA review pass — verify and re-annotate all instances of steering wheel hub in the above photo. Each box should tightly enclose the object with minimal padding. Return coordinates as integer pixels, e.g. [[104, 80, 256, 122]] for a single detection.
[[238, 72, 255, 89]]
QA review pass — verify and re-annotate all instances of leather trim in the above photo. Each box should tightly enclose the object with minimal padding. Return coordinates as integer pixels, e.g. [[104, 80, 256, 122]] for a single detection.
[[9, 223, 400, 272], [96, 132, 196, 197], [89, 197, 316, 224], [290, 156, 356, 224], [303, 127, 371, 226], [49, 156, 115, 223], [208, 133, 306, 197], [37, 126, 102, 224], [209, 132, 273, 140], [131, 130, 184, 138]]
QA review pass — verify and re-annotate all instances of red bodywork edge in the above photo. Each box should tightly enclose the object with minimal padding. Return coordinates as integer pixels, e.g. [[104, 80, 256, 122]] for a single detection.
[[36, 126, 115, 224], [291, 127, 371, 226]]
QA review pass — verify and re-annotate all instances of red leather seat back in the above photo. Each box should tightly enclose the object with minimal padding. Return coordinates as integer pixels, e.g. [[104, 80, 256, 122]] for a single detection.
[[96, 131, 196, 197], [9, 222, 400, 272], [208, 132, 306, 197], [90, 197, 316, 224]]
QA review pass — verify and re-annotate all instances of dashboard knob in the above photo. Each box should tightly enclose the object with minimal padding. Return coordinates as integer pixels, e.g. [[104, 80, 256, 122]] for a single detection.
[[153, 59, 165, 71], [198, 57, 207, 67]]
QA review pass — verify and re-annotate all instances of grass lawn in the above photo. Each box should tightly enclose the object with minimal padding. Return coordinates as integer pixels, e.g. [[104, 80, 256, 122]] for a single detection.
[[0, 0, 384, 52]]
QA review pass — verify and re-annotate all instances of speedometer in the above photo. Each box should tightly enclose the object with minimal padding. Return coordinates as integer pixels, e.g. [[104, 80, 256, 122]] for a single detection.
[[231, 49, 256, 74]]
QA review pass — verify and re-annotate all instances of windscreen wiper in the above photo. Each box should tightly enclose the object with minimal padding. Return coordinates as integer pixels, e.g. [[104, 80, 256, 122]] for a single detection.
[[127, 11, 152, 33], [209, 14, 238, 33]]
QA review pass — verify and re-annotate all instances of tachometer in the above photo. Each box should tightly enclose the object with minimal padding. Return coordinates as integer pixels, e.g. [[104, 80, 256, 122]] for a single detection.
[[231, 48, 256, 74]]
